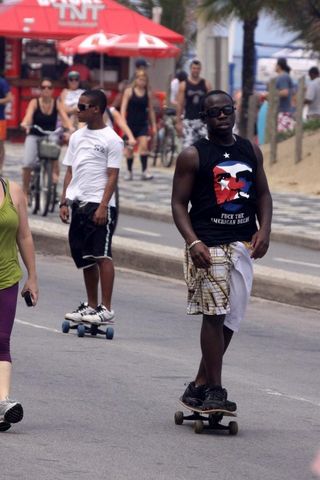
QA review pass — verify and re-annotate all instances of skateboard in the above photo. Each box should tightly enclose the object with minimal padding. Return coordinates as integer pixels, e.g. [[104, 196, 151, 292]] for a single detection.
[[174, 400, 238, 435], [61, 319, 114, 340]]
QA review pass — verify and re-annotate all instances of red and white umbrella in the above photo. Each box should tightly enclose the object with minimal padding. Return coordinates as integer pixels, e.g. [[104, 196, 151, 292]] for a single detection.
[[106, 32, 181, 58], [58, 32, 120, 86], [58, 32, 120, 56]]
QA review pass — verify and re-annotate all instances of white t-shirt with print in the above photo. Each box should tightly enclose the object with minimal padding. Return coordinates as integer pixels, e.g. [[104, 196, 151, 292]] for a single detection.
[[63, 125, 123, 207]]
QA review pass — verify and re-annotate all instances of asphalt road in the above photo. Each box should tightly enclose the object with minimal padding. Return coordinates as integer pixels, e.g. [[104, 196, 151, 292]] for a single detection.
[[3, 255, 320, 480], [117, 213, 320, 277]]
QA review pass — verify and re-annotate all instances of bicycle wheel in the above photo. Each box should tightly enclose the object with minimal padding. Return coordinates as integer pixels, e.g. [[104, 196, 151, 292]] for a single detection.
[[29, 169, 40, 215], [150, 128, 163, 167], [39, 160, 53, 217], [161, 126, 175, 168]]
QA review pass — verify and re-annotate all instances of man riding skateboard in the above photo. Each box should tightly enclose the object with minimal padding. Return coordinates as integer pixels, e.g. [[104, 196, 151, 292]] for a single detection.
[[171, 90, 272, 411]]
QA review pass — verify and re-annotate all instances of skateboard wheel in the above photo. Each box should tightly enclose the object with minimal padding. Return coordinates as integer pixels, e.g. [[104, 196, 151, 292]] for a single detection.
[[106, 327, 114, 340], [62, 320, 70, 334], [90, 325, 98, 336], [77, 324, 85, 337], [174, 411, 184, 425], [193, 420, 204, 434], [228, 421, 238, 436]]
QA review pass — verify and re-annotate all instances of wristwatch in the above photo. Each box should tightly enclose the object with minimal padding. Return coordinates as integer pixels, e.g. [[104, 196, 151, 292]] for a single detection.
[[59, 201, 68, 208]]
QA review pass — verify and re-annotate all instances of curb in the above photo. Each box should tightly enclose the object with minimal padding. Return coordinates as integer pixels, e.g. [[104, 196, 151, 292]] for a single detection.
[[30, 219, 320, 311]]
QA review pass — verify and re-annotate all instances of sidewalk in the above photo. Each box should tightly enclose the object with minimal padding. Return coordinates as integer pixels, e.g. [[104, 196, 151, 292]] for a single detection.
[[3, 141, 320, 310]]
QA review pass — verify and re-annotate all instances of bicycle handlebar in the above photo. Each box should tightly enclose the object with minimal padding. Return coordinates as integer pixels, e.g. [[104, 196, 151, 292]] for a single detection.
[[32, 125, 64, 136]]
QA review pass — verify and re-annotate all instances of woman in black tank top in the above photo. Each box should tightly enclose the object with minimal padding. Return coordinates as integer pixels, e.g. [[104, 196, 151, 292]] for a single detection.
[[120, 71, 157, 181], [20, 78, 73, 198]]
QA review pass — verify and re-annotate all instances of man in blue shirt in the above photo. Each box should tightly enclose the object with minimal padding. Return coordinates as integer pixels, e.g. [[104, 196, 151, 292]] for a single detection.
[[0, 72, 12, 174]]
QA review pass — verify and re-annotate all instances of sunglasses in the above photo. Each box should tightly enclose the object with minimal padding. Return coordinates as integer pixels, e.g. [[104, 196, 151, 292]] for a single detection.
[[204, 105, 235, 118], [69, 77, 80, 82], [41, 85, 53, 90], [77, 103, 95, 112]]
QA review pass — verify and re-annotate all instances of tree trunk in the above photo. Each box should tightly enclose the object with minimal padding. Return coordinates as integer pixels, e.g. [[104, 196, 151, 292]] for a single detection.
[[239, 15, 258, 137]]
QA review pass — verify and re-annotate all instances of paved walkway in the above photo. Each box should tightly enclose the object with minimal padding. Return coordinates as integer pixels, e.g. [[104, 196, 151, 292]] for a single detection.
[[3, 141, 320, 241]]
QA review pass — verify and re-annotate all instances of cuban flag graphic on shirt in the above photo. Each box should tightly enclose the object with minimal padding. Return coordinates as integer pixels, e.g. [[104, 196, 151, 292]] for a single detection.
[[213, 160, 253, 212]]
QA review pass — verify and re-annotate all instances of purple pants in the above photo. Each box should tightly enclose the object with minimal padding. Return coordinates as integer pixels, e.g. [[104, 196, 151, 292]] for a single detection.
[[0, 283, 18, 363]]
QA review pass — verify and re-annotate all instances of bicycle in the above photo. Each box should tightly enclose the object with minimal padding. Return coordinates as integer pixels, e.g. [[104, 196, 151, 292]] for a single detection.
[[152, 107, 178, 168], [29, 125, 63, 217]]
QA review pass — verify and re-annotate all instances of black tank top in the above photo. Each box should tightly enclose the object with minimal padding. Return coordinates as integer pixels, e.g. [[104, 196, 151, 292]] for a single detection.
[[126, 88, 148, 128], [30, 99, 58, 136], [184, 79, 207, 120], [189, 136, 258, 246]]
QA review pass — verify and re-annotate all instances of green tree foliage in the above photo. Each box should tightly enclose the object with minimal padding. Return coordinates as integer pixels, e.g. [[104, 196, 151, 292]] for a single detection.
[[275, 0, 320, 52], [197, 0, 268, 136]]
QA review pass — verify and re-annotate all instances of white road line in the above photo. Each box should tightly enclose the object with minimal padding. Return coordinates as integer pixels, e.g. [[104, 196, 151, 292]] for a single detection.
[[122, 227, 161, 237], [15, 318, 61, 334], [263, 388, 320, 407], [274, 257, 320, 269]]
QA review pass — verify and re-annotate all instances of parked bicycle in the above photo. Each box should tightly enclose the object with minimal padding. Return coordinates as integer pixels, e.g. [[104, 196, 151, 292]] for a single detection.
[[29, 125, 63, 217], [152, 107, 178, 168]]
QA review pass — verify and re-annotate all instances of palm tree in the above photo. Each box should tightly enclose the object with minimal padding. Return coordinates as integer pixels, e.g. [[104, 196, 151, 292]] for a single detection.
[[197, 0, 266, 136], [275, 0, 320, 52]]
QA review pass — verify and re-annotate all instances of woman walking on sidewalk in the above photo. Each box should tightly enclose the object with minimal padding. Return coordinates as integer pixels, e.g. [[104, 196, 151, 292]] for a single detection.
[[0, 175, 38, 432], [121, 70, 157, 181]]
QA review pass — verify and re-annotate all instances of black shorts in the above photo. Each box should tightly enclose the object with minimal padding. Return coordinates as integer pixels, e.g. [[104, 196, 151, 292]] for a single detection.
[[69, 202, 117, 269], [128, 124, 149, 138]]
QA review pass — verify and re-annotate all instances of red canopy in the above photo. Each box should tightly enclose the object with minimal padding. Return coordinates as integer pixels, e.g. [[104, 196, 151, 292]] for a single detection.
[[0, 0, 184, 43]]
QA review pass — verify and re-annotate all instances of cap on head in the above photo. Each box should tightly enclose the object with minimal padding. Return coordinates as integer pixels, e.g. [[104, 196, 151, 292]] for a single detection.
[[135, 58, 149, 69], [68, 71, 80, 80]]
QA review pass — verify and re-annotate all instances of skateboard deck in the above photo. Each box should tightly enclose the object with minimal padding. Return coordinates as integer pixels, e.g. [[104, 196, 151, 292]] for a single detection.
[[61, 318, 114, 340], [175, 399, 238, 435], [68, 318, 114, 326]]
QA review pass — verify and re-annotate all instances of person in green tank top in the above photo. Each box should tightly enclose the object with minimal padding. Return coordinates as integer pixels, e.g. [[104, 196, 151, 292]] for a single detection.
[[0, 176, 38, 432]]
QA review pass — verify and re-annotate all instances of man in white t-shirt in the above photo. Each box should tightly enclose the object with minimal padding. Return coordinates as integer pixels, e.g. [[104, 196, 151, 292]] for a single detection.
[[59, 89, 123, 324], [304, 66, 320, 119]]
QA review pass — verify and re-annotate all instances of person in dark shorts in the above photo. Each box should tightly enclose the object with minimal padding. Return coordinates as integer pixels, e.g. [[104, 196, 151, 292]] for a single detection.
[[171, 90, 272, 411], [120, 70, 157, 181], [59, 89, 123, 325], [175, 59, 212, 149], [0, 176, 38, 432]]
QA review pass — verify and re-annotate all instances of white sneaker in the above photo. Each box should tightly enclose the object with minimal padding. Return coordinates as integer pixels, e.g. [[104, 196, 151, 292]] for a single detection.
[[141, 171, 153, 181], [82, 304, 115, 325], [124, 172, 133, 181], [0, 398, 23, 424], [65, 302, 96, 322]]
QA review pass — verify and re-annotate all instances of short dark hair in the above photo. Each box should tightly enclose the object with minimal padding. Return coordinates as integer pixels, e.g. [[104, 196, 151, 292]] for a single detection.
[[177, 70, 187, 82], [191, 59, 201, 67], [277, 57, 291, 73], [309, 66, 319, 77], [200, 89, 234, 112], [82, 89, 107, 113]]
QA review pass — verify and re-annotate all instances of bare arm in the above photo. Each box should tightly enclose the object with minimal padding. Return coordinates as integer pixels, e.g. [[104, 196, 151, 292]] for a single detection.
[[171, 147, 212, 268], [0, 91, 12, 105], [93, 167, 119, 225], [250, 143, 273, 259], [205, 80, 212, 92], [148, 91, 157, 134], [120, 88, 131, 119], [10, 182, 38, 305], [57, 98, 74, 130], [20, 98, 37, 129], [112, 109, 136, 146], [59, 166, 72, 223], [175, 81, 186, 137]]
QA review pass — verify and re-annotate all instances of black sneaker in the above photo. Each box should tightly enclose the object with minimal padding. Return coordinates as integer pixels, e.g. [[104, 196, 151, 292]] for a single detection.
[[181, 382, 205, 408], [202, 385, 237, 411]]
